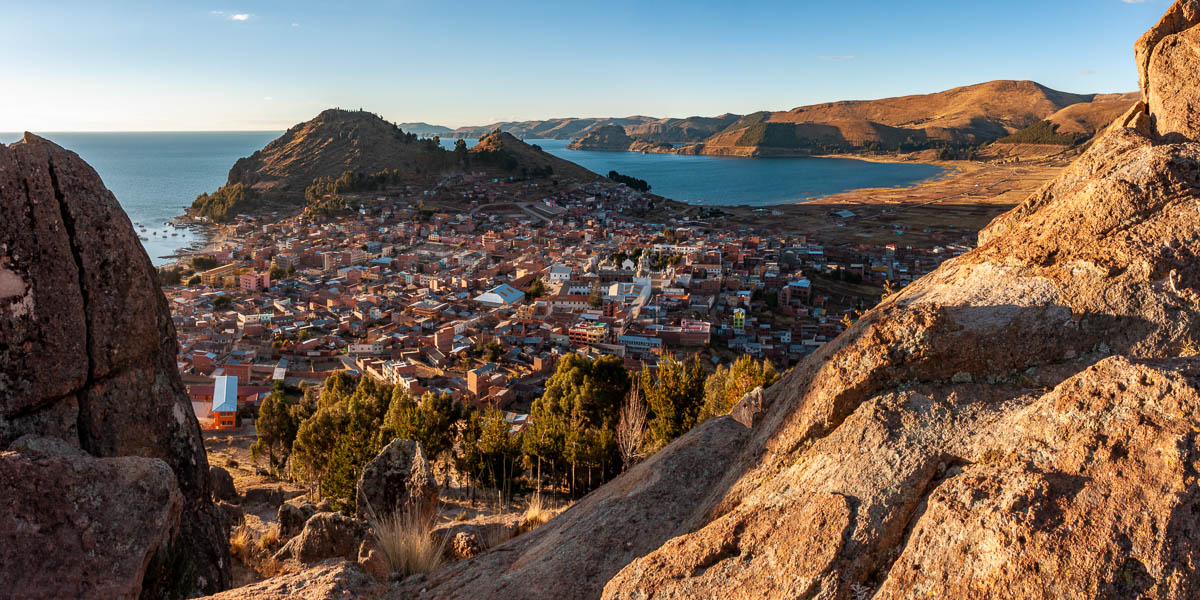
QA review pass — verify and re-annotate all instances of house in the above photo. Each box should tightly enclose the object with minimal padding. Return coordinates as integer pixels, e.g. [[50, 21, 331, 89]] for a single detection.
[[547, 263, 572, 282], [474, 284, 525, 308], [211, 375, 239, 430]]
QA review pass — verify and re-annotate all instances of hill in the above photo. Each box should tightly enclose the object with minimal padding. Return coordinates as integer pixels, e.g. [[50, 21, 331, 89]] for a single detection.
[[695, 80, 1133, 156], [565, 124, 632, 151], [1043, 91, 1142, 135], [471, 131, 601, 181], [191, 110, 600, 220], [395, 122, 454, 135], [455, 114, 741, 145], [454, 117, 659, 140]]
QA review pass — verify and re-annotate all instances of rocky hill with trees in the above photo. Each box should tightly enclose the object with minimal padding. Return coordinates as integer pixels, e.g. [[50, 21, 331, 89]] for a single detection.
[[192, 110, 600, 221]]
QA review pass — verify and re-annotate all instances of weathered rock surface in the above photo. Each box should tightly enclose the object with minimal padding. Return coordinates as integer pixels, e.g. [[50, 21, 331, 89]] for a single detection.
[[355, 438, 438, 520], [211, 465, 238, 502], [387, 3, 1200, 599], [431, 512, 522, 560], [1143, 0, 1200, 141], [0, 134, 229, 595], [278, 502, 318, 538], [275, 512, 370, 565], [0, 439, 181, 600], [200, 560, 386, 600]]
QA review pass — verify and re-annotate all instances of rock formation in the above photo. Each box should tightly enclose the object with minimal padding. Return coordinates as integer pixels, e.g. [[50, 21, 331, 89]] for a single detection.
[[203, 560, 384, 600], [355, 438, 438, 520], [0, 134, 230, 596], [274, 512, 370, 565], [386, 2, 1200, 598]]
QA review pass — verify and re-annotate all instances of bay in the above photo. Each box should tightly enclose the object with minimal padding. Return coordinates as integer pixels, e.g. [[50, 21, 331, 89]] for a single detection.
[[441, 137, 945, 207]]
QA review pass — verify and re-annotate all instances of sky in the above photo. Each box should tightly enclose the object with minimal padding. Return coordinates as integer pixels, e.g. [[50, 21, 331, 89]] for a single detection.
[[0, 0, 1174, 131]]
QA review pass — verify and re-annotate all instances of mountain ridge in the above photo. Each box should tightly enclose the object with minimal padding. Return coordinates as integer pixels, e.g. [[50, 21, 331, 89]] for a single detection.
[[439, 81, 1139, 158]]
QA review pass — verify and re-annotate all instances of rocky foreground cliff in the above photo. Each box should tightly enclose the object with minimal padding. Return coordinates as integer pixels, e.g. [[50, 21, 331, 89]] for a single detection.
[[208, 2, 1200, 597], [0, 134, 230, 597]]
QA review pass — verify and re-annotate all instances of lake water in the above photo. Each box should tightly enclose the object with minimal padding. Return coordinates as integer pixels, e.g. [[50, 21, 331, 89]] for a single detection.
[[442, 138, 945, 207], [1, 131, 277, 265], [1, 131, 942, 264]]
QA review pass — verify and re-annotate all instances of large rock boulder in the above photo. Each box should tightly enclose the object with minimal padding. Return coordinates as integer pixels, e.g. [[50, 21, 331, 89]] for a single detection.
[[1140, 0, 1200, 141], [0, 438, 182, 600], [274, 512, 369, 565], [210, 465, 238, 502], [278, 502, 317, 538], [199, 560, 386, 600], [355, 438, 437, 520], [393, 3, 1200, 598], [0, 134, 230, 594]]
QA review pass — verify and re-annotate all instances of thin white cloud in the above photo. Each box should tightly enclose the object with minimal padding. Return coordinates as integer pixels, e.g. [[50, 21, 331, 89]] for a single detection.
[[263, 96, 274, 101], [1122, 0, 1149, 4], [1079, 69, 1096, 75], [818, 55, 857, 62], [210, 10, 253, 22], [291, 22, 301, 27]]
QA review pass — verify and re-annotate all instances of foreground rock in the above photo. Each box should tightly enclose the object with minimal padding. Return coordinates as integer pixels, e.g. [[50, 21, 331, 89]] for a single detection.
[[0, 438, 181, 600], [275, 512, 369, 565], [355, 438, 438, 520], [201, 560, 386, 600], [390, 3, 1200, 598], [0, 134, 230, 595]]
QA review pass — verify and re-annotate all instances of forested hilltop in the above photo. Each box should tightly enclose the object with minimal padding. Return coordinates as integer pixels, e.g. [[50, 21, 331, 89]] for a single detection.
[[191, 110, 600, 222]]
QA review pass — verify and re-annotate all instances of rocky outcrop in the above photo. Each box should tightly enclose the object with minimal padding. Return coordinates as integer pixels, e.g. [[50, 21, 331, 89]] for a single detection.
[[278, 502, 318, 538], [389, 3, 1200, 598], [211, 465, 238, 502], [275, 512, 369, 566], [1142, 0, 1200, 141], [0, 437, 182, 600], [0, 134, 229, 595], [355, 438, 438, 520], [201, 560, 386, 600]]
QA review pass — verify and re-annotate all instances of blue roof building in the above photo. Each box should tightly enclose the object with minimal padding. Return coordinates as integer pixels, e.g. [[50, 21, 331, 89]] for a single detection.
[[212, 375, 239, 414]]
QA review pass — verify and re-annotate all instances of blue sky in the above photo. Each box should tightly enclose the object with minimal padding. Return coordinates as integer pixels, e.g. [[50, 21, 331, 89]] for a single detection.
[[0, 0, 1172, 131]]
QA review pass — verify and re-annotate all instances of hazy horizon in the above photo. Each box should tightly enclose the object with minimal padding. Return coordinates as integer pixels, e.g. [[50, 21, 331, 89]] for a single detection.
[[1, 0, 1170, 132]]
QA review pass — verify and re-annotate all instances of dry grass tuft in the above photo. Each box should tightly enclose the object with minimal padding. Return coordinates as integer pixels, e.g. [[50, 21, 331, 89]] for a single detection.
[[230, 523, 284, 578], [229, 524, 254, 561], [519, 493, 564, 534], [369, 509, 447, 577], [258, 524, 281, 552]]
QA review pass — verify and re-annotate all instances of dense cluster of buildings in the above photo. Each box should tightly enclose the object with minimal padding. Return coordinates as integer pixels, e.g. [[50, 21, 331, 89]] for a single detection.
[[174, 178, 973, 428]]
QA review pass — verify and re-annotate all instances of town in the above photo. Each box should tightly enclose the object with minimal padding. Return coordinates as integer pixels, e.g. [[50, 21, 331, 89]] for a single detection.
[[168, 173, 976, 431]]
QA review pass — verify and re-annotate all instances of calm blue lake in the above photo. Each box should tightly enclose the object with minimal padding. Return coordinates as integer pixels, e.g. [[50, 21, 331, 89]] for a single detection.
[[2, 131, 942, 263], [441, 137, 945, 206]]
